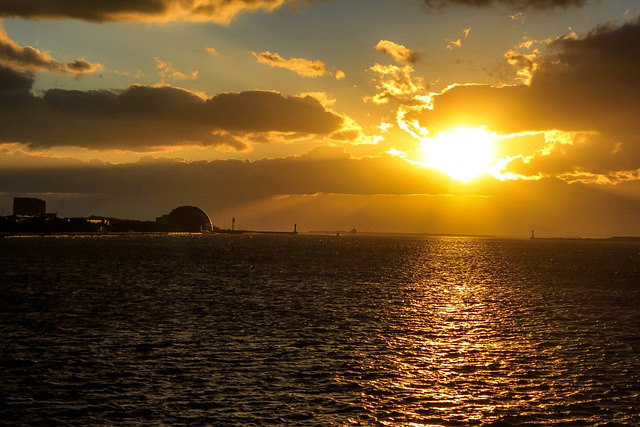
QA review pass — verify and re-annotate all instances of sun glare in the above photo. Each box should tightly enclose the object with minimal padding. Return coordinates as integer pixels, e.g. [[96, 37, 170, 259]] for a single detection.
[[420, 127, 497, 182]]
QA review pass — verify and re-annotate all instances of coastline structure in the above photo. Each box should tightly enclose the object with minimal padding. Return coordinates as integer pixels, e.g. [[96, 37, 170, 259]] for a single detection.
[[13, 197, 47, 217], [156, 206, 213, 232], [1, 197, 297, 236]]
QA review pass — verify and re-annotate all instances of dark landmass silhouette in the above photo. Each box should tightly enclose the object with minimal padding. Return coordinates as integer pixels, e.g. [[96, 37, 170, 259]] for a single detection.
[[0, 202, 297, 236]]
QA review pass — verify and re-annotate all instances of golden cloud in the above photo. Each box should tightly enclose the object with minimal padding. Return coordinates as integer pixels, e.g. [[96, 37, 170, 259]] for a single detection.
[[252, 51, 342, 79], [365, 64, 432, 140], [205, 47, 220, 57], [155, 57, 199, 80], [0, 0, 590, 25], [375, 40, 421, 63], [0, 24, 101, 76], [0, 0, 290, 24]]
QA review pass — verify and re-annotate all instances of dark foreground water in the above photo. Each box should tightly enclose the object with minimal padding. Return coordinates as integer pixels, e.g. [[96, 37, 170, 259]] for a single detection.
[[1, 234, 639, 426]]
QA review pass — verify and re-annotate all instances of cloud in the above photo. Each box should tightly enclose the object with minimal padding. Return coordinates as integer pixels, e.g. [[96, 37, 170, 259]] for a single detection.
[[502, 132, 640, 183], [252, 51, 344, 79], [0, 142, 90, 168], [425, 19, 640, 134], [446, 27, 471, 49], [414, 19, 640, 179], [0, 148, 456, 214], [0, 0, 590, 25], [155, 57, 199, 80], [366, 64, 429, 106], [446, 39, 462, 49], [421, 0, 588, 10], [0, 24, 101, 76], [0, 65, 343, 150], [365, 64, 432, 140], [0, 148, 488, 226], [533, 20, 640, 125], [0, 0, 291, 24], [375, 40, 421, 64], [205, 47, 220, 57], [2, 148, 640, 237], [504, 39, 540, 84]]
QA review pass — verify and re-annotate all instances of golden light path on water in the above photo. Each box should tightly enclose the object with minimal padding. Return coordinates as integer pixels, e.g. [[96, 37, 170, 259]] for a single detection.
[[351, 236, 588, 426], [372, 238, 502, 425]]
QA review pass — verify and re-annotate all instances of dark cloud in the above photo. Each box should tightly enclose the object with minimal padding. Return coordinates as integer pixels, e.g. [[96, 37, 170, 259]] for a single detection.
[[1, 149, 639, 237], [0, 0, 290, 24], [532, 20, 640, 129], [418, 19, 640, 176], [419, 84, 534, 133], [421, 0, 588, 10], [0, 0, 588, 23], [0, 65, 32, 93], [506, 132, 640, 179], [425, 19, 640, 133], [0, 148, 455, 217], [0, 66, 343, 150]]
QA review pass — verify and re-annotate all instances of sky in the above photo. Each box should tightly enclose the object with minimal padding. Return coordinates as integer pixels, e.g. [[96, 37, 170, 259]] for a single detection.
[[1, 0, 639, 237]]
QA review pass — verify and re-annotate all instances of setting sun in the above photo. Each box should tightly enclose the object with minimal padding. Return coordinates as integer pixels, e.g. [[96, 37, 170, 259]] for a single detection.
[[420, 127, 497, 182]]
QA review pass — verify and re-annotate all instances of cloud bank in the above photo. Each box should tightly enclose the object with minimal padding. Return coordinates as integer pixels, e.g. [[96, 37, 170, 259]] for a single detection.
[[0, 0, 590, 24], [0, 65, 343, 150], [425, 19, 640, 134], [2, 147, 639, 237], [0, 0, 291, 24]]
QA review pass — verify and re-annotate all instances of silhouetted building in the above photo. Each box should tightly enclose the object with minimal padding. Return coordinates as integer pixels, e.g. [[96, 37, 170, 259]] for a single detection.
[[13, 198, 46, 217], [157, 206, 213, 232]]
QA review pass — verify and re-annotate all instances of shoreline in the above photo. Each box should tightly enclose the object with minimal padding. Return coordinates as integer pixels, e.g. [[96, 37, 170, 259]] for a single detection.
[[529, 236, 640, 242], [2, 230, 639, 242]]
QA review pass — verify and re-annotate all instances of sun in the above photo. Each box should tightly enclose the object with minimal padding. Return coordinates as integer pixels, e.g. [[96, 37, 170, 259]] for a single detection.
[[419, 127, 497, 182]]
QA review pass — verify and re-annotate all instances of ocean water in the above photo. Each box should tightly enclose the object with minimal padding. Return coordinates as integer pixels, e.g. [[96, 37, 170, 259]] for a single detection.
[[1, 234, 639, 426]]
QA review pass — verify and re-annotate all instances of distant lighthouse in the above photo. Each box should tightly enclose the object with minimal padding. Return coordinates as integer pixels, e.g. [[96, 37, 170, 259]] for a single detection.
[[530, 229, 535, 239]]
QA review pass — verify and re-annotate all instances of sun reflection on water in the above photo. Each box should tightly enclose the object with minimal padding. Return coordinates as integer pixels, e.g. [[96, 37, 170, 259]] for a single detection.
[[364, 237, 523, 425], [350, 236, 640, 426]]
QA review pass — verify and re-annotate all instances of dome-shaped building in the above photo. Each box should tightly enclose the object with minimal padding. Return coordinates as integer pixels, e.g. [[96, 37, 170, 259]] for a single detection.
[[161, 206, 213, 232]]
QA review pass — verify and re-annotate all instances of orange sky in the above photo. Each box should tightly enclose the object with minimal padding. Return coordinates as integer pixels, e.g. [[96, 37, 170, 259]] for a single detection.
[[1, 0, 639, 237]]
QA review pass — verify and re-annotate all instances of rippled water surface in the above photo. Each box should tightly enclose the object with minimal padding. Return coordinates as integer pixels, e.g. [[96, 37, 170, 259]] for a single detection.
[[1, 234, 639, 426]]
